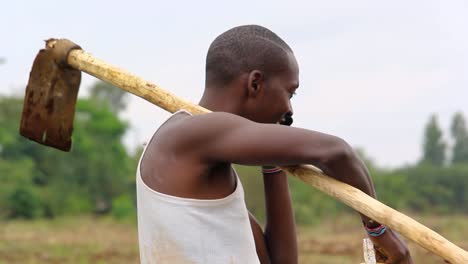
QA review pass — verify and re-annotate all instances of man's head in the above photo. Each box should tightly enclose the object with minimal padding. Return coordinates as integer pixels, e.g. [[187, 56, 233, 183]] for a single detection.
[[203, 25, 299, 124]]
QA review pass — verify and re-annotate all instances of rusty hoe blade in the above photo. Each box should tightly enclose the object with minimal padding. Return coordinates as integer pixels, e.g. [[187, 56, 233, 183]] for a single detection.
[[20, 39, 82, 151]]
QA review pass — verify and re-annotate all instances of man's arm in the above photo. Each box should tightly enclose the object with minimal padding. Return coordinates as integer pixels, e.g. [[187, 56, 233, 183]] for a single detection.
[[248, 169, 297, 264], [260, 117, 297, 263], [176, 112, 411, 262], [249, 213, 270, 264], [262, 168, 297, 263]]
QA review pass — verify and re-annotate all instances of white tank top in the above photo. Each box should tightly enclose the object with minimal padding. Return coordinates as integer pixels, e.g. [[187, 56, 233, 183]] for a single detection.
[[136, 110, 260, 264]]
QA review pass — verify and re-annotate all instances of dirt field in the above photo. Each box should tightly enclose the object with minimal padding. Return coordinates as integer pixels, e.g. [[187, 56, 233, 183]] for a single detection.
[[1, 214, 466, 263]]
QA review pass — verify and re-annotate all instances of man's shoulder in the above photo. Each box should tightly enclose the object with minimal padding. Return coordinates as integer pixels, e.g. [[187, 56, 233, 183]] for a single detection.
[[154, 111, 250, 152], [189, 111, 245, 122], [169, 111, 248, 133]]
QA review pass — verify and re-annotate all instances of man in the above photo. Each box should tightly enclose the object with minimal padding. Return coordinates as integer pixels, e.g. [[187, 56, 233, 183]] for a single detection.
[[137, 25, 412, 263]]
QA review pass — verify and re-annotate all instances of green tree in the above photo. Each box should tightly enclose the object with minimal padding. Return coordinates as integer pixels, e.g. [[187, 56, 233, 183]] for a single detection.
[[450, 112, 468, 164], [73, 98, 131, 213], [89, 81, 128, 113], [421, 114, 446, 166], [0, 92, 134, 218]]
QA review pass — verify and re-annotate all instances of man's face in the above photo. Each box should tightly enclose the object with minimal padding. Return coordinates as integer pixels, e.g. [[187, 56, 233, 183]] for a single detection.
[[253, 52, 299, 124]]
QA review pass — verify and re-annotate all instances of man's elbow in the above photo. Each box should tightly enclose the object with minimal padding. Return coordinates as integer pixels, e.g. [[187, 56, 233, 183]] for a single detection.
[[317, 135, 354, 163], [316, 136, 360, 177]]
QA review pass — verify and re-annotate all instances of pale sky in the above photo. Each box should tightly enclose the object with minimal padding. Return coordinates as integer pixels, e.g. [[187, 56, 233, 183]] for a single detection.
[[2, 0, 467, 167]]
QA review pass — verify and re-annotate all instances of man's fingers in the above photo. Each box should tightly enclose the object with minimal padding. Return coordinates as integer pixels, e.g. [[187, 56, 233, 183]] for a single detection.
[[374, 245, 388, 262]]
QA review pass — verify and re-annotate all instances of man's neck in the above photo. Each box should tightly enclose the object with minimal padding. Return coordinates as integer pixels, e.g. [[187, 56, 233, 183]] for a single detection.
[[198, 89, 243, 115]]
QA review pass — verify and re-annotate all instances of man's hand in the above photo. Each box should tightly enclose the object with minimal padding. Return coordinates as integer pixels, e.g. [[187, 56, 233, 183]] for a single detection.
[[369, 228, 413, 264]]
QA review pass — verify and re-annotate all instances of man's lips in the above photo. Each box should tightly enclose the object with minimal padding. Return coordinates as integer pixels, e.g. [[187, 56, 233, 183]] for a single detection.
[[280, 114, 293, 126]]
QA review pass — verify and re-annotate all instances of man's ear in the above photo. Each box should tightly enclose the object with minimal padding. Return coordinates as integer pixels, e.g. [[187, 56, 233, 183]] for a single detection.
[[247, 70, 264, 98]]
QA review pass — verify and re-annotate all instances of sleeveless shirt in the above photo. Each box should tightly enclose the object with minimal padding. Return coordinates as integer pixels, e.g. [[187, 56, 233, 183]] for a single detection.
[[136, 110, 260, 264]]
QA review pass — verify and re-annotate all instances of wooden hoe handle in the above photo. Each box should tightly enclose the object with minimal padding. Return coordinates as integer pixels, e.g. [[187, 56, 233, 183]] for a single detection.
[[67, 48, 468, 264]]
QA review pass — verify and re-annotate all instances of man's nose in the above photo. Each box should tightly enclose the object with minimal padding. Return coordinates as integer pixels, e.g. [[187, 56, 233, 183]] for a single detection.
[[287, 100, 294, 116]]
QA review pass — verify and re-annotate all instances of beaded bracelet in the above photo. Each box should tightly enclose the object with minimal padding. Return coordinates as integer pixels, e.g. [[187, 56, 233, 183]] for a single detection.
[[364, 223, 387, 237], [261, 166, 283, 174]]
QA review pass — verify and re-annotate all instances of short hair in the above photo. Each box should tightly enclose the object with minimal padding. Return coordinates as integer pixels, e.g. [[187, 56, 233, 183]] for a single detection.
[[205, 25, 293, 86]]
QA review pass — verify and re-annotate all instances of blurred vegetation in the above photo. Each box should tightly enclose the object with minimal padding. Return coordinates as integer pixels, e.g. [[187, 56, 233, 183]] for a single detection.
[[0, 82, 136, 220], [1, 81, 468, 226], [2, 214, 466, 263]]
